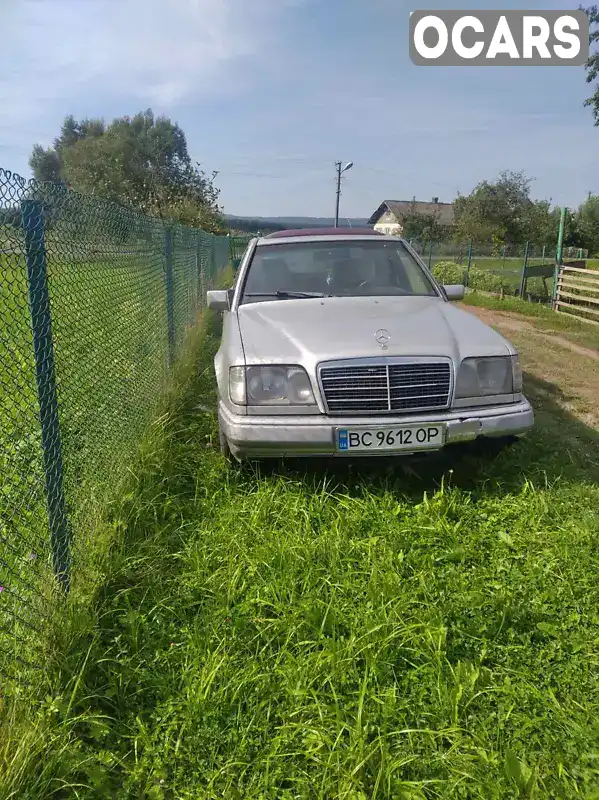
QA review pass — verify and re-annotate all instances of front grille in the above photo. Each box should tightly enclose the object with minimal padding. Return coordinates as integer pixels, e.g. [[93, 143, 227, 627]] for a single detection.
[[320, 361, 452, 415]]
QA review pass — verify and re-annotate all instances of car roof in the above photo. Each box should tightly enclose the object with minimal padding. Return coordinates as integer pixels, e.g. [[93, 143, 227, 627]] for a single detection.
[[264, 227, 381, 239]]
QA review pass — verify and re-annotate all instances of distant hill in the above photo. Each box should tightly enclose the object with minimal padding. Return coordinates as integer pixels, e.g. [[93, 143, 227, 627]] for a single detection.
[[226, 215, 371, 234]]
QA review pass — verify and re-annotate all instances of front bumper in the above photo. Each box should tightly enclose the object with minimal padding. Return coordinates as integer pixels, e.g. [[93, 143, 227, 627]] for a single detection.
[[219, 397, 534, 460]]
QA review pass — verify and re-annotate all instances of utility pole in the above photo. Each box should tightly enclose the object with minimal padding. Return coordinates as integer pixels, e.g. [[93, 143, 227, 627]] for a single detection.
[[334, 161, 353, 228]]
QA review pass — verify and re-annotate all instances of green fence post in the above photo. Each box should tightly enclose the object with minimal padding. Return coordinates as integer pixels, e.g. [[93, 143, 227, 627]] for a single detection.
[[502, 245, 506, 270], [164, 227, 175, 365], [465, 239, 473, 286], [196, 234, 203, 307], [556, 207, 566, 267], [210, 236, 216, 289], [553, 207, 567, 309], [21, 199, 70, 592], [518, 242, 530, 297]]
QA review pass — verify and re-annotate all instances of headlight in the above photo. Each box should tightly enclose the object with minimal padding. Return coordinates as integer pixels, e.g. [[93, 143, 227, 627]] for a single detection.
[[228, 365, 316, 406], [455, 355, 521, 398]]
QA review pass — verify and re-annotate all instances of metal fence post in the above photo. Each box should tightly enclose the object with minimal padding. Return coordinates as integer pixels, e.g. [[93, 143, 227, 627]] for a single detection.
[[552, 207, 567, 310], [556, 206, 566, 267], [541, 244, 546, 265], [164, 227, 175, 365], [209, 236, 216, 289], [465, 239, 473, 286], [427, 241, 433, 270], [196, 234, 203, 308], [518, 241, 530, 297], [21, 199, 71, 592]]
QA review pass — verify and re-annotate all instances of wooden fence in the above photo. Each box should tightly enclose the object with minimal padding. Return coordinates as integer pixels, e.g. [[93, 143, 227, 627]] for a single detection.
[[554, 262, 599, 325]]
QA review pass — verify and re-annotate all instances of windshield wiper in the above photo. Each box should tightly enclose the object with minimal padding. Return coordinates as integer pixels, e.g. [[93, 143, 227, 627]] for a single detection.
[[244, 290, 328, 299]]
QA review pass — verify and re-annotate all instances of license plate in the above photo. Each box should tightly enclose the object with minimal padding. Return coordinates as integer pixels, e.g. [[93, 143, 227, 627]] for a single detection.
[[336, 424, 445, 452]]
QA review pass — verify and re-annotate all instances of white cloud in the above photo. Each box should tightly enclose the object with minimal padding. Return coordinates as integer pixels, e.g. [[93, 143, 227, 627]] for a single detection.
[[0, 0, 297, 146]]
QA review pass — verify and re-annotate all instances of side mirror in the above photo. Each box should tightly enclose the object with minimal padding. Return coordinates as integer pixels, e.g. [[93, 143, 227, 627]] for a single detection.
[[207, 289, 230, 312], [443, 284, 465, 302]]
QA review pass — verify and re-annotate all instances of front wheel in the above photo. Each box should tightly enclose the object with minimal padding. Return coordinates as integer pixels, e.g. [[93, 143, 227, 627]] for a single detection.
[[218, 421, 233, 462], [467, 435, 520, 457]]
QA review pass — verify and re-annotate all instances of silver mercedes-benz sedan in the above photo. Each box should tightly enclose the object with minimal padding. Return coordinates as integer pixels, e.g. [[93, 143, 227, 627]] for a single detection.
[[207, 228, 533, 461]]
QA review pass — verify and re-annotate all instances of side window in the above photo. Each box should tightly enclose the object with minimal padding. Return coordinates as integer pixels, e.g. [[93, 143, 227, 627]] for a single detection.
[[394, 248, 435, 294]]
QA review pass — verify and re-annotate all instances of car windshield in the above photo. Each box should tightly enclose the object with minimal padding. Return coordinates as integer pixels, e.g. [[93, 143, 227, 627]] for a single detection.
[[239, 240, 438, 304]]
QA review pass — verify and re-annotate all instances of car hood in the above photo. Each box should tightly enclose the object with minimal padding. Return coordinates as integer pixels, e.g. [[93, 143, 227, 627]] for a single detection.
[[237, 295, 513, 366]]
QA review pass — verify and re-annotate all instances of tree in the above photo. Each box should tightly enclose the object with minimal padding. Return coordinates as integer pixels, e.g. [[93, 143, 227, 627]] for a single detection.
[[453, 192, 504, 246], [583, 6, 599, 124], [452, 170, 550, 247], [526, 200, 560, 249], [574, 193, 599, 253], [400, 199, 450, 244], [29, 110, 224, 232], [29, 115, 106, 183], [29, 144, 62, 184]]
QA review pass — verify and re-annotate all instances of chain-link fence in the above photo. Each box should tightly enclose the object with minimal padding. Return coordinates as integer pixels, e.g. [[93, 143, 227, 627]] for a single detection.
[[408, 239, 558, 301], [228, 234, 252, 270], [0, 168, 231, 688]]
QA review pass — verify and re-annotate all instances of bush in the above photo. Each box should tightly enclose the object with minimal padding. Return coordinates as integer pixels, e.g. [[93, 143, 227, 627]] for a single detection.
[[432, 261, 511, 293], [432, 260, 468, 285], [469, 267, 513, 293]]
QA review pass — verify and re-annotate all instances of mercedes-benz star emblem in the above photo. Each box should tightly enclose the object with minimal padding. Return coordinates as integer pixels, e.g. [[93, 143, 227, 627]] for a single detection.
[[375, 328, 390, 349]]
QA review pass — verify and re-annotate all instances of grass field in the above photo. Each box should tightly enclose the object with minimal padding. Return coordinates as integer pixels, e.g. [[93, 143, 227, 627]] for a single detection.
[[3, 298, 598, 799], [431, 259, 554, 300], [0, 238, 217, 685]]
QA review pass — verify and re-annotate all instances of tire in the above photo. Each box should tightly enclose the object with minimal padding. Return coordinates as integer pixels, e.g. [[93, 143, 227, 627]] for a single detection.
[[218, 421, 233, 462], [468, 435, 519, 457]]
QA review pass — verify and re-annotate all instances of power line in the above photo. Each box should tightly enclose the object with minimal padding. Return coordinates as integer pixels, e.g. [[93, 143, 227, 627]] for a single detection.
[[216, 160, 456, 195], [217, 170, 334, 182], [212, 154, 337, 164]]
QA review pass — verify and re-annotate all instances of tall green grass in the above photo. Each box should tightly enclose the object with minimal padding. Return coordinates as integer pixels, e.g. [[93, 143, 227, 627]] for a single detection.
[[0, 240, 214, 687], [4, 309, 598, 798]]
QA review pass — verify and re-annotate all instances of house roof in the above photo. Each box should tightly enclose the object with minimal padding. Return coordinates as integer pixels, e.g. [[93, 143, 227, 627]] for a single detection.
[[368, 200, 455, 226]]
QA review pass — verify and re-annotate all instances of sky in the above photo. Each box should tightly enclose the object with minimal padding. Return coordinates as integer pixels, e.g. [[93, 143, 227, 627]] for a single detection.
[[0, 0, 597, 218]]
